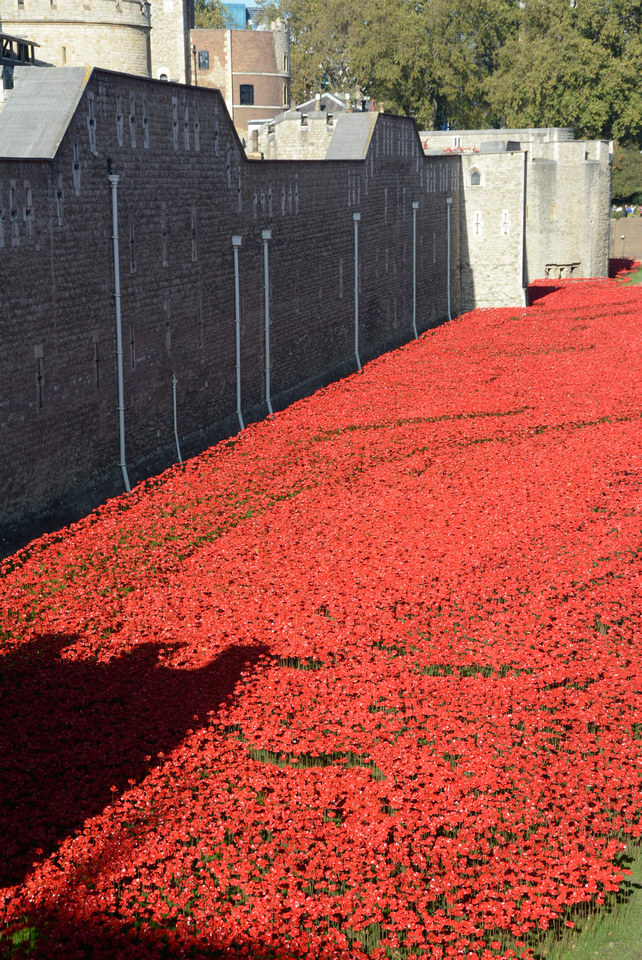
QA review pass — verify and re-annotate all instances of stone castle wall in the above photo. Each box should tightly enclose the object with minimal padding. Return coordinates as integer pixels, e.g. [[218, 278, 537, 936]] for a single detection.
[[258, 109, 336, 160], [421, 128, 612, 289], [459, 151, 526, 309], [0, 69, 461, 554], [420, 128, 576, 151], [524, 139, 611, 281], [148, 0, 193, 83], [0, 0, 194, 84]]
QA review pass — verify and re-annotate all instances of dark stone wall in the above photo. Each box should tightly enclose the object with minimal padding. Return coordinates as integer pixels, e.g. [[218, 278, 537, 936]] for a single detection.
[[0, 70, 460, 557]]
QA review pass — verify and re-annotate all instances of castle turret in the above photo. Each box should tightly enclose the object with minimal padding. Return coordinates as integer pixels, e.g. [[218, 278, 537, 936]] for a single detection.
[[0, 0, 152, 75]]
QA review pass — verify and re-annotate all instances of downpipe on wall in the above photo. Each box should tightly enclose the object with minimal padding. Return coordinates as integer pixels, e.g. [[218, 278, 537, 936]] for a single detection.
[[108, 172, 131, 494], [520, 152, 528, 308], [353, 212, 361, 371], [262, 229, 274, 415], [412, 201, 419, 339], [446, 196, 452, 323], [172, 374, 183, 465], [232, 235, 244, 430]]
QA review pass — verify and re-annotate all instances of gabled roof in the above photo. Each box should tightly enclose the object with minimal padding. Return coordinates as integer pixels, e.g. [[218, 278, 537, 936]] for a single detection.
[[0, 66, 89, 159], [325, 112, 377, 161], [297, 92, 346, 114]]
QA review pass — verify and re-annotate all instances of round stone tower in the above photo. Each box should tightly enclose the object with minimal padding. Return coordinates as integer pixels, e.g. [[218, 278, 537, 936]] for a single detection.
[[0, 0, 152, 76]]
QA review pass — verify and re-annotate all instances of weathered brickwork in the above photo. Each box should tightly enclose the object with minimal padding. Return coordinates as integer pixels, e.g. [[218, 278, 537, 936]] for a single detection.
[[0, 69, 460, 553]]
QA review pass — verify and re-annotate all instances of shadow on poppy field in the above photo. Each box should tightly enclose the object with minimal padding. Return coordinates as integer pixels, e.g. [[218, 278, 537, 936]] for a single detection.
[[0, 637, 266, 889], [5, 911, 298, 959], [527, 283, 563, 305], [608, 256, 640, 278]]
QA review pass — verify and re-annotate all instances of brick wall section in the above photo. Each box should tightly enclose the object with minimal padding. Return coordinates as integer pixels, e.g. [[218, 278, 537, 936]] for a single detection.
[[0, 70, 459, 554], [231, 29, 279, 72], [191, 30, 230, 108], [191, 22, 289, 144], [0, 0, 151, 73]]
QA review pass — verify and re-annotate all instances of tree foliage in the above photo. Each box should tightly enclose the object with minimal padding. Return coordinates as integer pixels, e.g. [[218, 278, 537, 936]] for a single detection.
[[255, 0, 642, 144], [611, 144, 642, 200], [194, 0, 233, 29], [486, 0, 642, 143]]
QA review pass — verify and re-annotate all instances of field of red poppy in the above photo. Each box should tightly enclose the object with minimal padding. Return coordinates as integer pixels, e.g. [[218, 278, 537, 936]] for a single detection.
[[1, 267, 641, 960]]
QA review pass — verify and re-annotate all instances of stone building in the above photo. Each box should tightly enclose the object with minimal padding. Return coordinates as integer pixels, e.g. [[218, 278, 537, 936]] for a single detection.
[[253, 93, 376, 161], [0, 65, 461, 553], [190, 19, 290, 145], [0, 0, 291, 136], [421, 128, 612, 307], [256, 103, 338, 160], [0, 0, 194, 85], [0, 29, 38, 106]]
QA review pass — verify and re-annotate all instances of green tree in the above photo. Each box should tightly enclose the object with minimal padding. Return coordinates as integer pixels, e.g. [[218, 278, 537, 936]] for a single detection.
[[194, 0, 233, 29], [256, 0, 361, 100], [255, 0, 642, 139], [486, 0, 642, 144], [256, 0, 519, 127], [612, 144, 642, 201], [417, 0, 520, 128]]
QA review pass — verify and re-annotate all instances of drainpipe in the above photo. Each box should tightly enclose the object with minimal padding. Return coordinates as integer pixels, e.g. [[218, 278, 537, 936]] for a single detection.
[[262, 228, 273, 415], [446, 196, 452, 322], [412, 201, 419, 338], [353, 212, 361, 371], [520, 150, 527, 307], [172, 374, 183, 464], [108, 172, 131, 493], [232, 235, 244, 430]]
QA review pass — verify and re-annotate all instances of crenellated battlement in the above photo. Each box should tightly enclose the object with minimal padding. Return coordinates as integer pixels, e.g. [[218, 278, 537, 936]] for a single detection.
[[2, 0, 150, 28]]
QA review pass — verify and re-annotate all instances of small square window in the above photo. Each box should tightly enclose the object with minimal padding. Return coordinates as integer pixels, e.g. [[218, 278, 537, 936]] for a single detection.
[[239, 84, 254, 106], [198, 50, 209, 69]]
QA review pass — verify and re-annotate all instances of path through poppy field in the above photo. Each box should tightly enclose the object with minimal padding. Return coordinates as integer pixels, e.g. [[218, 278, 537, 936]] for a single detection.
[[1, 270, 641, 960]]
